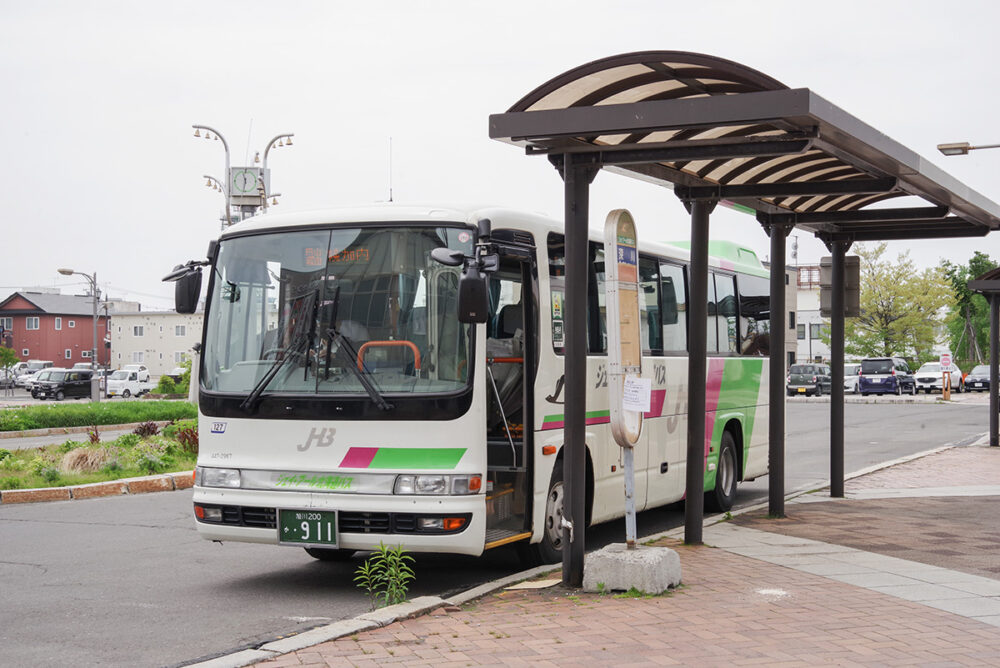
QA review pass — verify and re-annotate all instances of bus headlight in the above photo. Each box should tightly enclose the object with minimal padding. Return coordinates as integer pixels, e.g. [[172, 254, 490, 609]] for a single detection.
[[197, 467, 241, 488], [394, 474, 481, 495]]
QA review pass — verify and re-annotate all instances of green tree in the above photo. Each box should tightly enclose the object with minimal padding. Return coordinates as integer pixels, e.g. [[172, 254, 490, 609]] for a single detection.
[[841, 243, 952, 364], [941, 251, 997, 367], [0, 346, 19, 375]]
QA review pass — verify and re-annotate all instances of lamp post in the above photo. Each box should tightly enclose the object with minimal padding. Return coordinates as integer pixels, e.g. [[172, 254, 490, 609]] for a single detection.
[[57, 267, 100, 402], [202, 174, 229, 231], [257, 133, 294, 213], [192, 125, 232, 227], [939, 139, 1000, 446]]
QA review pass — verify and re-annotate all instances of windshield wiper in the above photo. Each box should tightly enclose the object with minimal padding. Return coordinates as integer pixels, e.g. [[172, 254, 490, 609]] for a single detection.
[[240, 290, 318, 412], [319, 286, 392, 411], [326, 327, 393, 411]]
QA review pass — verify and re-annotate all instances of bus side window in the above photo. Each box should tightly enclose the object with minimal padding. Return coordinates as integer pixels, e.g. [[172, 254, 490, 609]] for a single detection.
[[590, 243, 607, 354], [737, 274, 770, 356], [639, 257, 661, 354], [715, 273, 737, 353], [659, 262, 686, 353]]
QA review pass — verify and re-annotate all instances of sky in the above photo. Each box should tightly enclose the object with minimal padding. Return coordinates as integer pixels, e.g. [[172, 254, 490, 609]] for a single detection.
[[4, 0, 1000, 310]]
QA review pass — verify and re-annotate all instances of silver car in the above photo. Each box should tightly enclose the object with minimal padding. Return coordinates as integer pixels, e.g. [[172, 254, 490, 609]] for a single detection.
[[844, 363, 860, 394]]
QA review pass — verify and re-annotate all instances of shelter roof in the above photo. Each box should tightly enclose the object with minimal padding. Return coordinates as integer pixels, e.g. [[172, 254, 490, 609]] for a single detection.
[[490, 51, 1000, 243]]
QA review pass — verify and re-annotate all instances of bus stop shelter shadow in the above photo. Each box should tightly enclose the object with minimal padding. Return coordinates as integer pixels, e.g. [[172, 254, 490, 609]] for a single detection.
[[489, 50, 1000, 586]]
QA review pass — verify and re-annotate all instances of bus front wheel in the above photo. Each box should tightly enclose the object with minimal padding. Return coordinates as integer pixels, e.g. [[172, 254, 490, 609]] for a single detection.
[[536, 466, 565, 564], [706, 431, 738, 513]]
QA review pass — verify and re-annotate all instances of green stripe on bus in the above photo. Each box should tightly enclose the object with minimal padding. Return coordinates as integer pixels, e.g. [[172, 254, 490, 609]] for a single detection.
[[368, 448, 467, 469]]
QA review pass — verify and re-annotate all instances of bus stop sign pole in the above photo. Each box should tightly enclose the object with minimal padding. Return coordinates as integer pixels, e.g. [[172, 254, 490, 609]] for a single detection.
[[604, 209, 647, 549]]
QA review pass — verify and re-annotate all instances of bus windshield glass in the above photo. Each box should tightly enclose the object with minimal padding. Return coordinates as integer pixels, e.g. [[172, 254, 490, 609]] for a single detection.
[[202, 225, 474, 398]]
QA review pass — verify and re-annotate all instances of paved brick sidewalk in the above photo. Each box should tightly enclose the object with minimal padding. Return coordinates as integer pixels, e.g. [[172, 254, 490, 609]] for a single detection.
[[254, 445, 1000, 668]]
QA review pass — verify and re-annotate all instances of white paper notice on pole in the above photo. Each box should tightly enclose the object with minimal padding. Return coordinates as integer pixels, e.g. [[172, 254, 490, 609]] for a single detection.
[[622, 375, 651, 413]]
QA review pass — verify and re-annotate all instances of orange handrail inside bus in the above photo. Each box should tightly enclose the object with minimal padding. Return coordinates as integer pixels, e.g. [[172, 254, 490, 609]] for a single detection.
[[488, 357, 524, 364], [357, 340, 421, 371]]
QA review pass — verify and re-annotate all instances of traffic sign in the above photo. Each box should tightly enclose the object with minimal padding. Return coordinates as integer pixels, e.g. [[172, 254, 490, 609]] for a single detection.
[[940, 352, 952, 367]]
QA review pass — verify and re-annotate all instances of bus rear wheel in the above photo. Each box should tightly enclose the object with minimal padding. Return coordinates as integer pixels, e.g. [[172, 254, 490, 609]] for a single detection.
[[304, 547, 355, 562], [706, 431, 738, 513]]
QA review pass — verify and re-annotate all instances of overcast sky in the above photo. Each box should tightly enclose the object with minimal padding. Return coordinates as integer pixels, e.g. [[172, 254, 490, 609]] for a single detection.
[[4, 0, 1000, 310]]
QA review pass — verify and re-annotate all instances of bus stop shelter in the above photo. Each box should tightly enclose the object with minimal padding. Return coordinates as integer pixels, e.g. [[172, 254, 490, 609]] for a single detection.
[[489, 51, 1000, 586]]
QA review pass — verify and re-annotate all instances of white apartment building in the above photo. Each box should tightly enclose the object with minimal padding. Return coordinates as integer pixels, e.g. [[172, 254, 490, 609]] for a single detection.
[[110, 311, 203, 377]]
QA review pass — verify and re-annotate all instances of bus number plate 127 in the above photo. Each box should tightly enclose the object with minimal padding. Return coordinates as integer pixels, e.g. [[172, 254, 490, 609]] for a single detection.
[[278, 509, 337, 546]]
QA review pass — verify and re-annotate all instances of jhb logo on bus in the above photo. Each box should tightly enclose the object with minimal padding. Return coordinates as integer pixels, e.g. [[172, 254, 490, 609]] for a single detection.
[[297, 427, 336, 452]]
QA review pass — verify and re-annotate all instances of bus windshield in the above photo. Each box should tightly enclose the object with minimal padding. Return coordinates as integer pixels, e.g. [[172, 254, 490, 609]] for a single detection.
[[202, 225, 474, 399]]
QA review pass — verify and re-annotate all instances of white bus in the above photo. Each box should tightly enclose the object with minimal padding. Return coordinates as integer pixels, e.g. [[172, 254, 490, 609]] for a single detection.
[[171, 204, 770, 563]]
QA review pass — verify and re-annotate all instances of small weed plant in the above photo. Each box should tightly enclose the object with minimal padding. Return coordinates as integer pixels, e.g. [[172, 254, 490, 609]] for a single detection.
[[353, 542, 416, 610]]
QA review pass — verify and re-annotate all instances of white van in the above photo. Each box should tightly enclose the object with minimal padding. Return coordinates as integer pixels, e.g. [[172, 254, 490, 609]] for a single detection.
[[106, 370, 151, 398]]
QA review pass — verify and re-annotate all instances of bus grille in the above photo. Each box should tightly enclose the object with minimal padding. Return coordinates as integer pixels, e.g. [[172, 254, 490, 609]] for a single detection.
[[200, 505, 465, 534]]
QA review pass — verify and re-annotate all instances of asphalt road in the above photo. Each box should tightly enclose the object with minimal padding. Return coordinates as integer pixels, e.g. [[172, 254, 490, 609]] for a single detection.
[[0, 400, 989, 667]]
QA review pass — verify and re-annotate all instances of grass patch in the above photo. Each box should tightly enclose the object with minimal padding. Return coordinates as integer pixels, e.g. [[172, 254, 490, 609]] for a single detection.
[[0, 429, 197, 490], [0, 401, 196, 432]]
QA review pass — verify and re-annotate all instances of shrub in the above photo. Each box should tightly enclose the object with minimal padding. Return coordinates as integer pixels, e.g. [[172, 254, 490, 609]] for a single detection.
[[132, 421, 160, 438], [175, 427, 198, 454], [155, 375, 176, 395], [62, 447, 113, 473], [40, 467, 60, 484], [0, 476, 23, 490], [57, 440, 83, 454], [0, 448, 10, 461], [114, 433, 141, 449], [29, 456, 53, 475], [121, 440, 174, 474], [101, 460, 123, 475]]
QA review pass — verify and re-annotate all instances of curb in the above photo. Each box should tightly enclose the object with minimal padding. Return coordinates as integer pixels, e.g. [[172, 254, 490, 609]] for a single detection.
[[0, 420, 176, 440], [0, 470, 193, 505]]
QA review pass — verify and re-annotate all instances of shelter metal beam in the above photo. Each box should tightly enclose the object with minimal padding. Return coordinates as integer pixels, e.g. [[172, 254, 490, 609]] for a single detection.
[[678, 178, 896, 202], [682, 197, 716, 544], [817, 225, 988, 243], [529, 139, 811, 166], [761, 206, 948, 225], [829, 242, 848, 497], [765, 221, 794, 518]]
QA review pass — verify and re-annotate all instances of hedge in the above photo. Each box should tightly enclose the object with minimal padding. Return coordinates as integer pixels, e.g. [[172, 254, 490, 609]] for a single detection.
[[0, 401, 197, 432]]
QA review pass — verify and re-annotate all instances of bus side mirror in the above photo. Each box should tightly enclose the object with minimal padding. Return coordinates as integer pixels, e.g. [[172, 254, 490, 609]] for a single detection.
[[458, 261, 490, 323], [174, 269, 202, 314]]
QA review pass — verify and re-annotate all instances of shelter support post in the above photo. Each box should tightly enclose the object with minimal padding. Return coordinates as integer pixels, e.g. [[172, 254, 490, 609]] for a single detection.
[[557, 154, 598, 586], [830, 241, 849, 496], [766, 222, 794, 518], [992, 295, 999, 447], [682, 197, 716, 544]]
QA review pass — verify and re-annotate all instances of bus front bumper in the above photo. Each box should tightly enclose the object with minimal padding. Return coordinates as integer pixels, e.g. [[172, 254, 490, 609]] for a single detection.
[[191, 486, 487, 556]]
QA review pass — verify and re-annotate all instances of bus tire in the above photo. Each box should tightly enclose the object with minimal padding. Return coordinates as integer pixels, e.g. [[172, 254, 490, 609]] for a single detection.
[[304, 547, 355, 562], [706, 431, 738, 513], [534, 465, 566, 564]]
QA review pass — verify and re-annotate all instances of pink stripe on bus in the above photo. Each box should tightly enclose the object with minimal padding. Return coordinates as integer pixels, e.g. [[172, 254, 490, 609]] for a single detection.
[[339, 447, 379, 468], [704, 359, 726, 457]]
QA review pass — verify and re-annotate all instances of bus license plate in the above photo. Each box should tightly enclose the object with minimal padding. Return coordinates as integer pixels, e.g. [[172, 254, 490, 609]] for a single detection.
[[278, 509, 337, 546]]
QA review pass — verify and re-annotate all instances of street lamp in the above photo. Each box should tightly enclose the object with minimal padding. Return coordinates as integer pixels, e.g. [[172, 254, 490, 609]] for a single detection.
[[258, 133, 294, 213], [192, 124, 232, 227], [57, 267, 100, 402], [937, 141, 1000, 156], [202, 174, 229, 230]]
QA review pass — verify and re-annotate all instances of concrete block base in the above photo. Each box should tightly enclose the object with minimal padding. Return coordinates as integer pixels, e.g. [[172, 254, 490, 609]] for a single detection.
[[582, 543, 681, 594]]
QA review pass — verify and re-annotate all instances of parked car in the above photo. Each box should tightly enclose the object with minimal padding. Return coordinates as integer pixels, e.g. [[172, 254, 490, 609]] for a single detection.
[[26, 369, 54, 393], [844, 363, 860, 394], [15, 370, 41, 388], [165, 367, 187, 383], [787, 363, 832, 396], [106, 369, 151, 398], [965, 365, 991, 392], [914, 362, 964, 394], [32, 368, 93, 401], [859, 356, 917, 396]]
